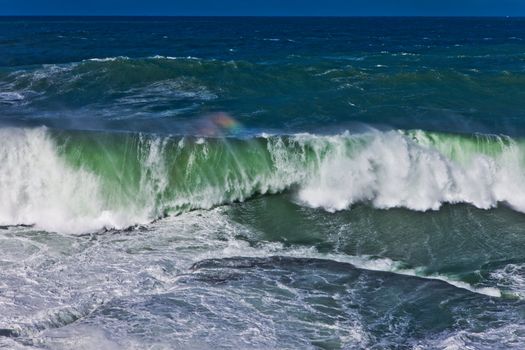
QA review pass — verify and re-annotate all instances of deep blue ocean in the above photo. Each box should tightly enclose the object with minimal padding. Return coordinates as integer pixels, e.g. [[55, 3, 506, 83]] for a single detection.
[[1, 17, 525, 349]]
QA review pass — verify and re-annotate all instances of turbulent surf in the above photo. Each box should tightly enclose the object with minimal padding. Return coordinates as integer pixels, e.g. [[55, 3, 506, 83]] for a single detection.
[[2, 17, 525, 350]]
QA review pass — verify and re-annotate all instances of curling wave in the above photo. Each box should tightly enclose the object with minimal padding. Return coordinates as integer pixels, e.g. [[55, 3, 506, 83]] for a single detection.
[[1, 127, 525, 233]]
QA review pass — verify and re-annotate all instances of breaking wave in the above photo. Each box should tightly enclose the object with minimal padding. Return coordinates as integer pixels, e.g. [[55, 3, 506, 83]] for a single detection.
[[1, 127, 525, 233]]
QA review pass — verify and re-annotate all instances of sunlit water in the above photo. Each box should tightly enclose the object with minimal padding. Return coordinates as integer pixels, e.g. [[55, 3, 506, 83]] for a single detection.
[[1, 17, 525, 349]]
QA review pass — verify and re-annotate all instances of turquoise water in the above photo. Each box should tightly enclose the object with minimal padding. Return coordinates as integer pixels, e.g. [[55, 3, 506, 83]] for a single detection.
[[1, 17, 525, 349]]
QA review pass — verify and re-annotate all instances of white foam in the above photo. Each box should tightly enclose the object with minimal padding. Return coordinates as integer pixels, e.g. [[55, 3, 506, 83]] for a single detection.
[[87, 56, 129, 62], [0, 127, 150, 234], [0, 91, 24, 103], [295, 130, 525, 214], [149, 55, 201, 60], [488, 263, 525, 298], [432, 323, 525, 350]]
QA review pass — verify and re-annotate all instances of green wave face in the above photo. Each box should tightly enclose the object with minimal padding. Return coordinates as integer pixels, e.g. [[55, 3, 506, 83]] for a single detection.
[[2, 127, 525, 233], [52, 129, 386, 218], [56, 131, 297, 216]]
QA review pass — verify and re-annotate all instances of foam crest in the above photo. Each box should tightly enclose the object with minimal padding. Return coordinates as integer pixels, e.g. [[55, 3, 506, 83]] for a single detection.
[[2, 127, 525, 233], [297, 131, 525, 213], [0, 128, 150, 233]]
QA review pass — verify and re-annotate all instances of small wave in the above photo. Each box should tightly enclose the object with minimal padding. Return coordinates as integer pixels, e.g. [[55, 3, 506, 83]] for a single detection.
[[391, 52, 420, 57], [323, 55, 365, 61], [87, 56, 130, 62], [0, 91, 24, 104], [148, 55, 202, 60], [299, 255, 502, 297], [86, 55, 203, 62], [193, 246, 502, 297]]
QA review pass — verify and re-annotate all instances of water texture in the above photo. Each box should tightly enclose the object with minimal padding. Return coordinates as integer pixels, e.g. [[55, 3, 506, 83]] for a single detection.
[[1, 17, 525, 349]]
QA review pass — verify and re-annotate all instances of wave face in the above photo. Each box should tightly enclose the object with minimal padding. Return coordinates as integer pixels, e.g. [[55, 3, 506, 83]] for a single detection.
[[1, 127, 525, 233]]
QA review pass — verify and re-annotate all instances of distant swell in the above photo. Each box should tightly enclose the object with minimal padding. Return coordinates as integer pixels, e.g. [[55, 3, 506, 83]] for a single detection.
[[1, 127, 525, 233]]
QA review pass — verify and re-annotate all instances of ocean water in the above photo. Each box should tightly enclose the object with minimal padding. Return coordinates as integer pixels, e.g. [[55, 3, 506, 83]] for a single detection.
[[1, 17, 525, 349]]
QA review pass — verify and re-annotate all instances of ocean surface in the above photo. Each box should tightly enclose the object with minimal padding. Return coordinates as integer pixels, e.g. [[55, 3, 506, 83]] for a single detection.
[[1, 17, 525, 349]]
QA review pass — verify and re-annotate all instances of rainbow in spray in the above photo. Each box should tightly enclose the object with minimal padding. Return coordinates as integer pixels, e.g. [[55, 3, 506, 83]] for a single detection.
[[197, 112, 243, 136]]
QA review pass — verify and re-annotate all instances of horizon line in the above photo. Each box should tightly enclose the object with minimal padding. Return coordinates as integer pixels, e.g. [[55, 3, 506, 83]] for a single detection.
[[0, 15, 523, 18]]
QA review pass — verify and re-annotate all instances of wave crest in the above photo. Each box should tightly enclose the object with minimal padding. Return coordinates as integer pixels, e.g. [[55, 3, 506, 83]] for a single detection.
[[1, 127, 525, 233], [298, 130, 525, 212]]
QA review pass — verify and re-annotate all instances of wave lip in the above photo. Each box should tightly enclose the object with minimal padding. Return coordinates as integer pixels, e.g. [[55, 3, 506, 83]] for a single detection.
[[1, 127, 525, 233]]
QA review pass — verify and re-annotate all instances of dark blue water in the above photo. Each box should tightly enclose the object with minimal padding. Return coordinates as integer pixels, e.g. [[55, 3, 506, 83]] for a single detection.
[[1, 17, 525, 135], [2, 17, 525, 349]]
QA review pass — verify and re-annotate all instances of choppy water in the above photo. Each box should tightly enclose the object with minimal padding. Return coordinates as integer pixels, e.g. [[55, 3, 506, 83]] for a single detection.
[[1, 17, 525, 349]]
